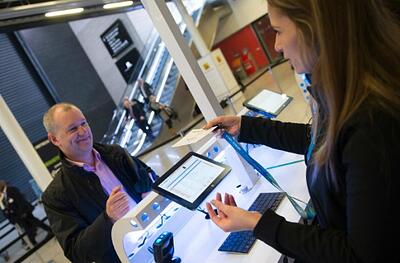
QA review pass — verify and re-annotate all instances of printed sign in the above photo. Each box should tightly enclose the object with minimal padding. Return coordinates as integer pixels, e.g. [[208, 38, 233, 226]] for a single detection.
[[101, 19, 133, 58]]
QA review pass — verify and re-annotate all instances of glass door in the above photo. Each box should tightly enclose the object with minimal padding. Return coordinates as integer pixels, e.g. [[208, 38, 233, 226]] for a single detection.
[[252, 14, 283, 65]]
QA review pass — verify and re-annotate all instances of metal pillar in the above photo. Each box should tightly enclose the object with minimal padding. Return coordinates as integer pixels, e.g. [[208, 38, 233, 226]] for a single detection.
[[173, 0, 209, 57], [141, 0, 223, 121], [0, 96, 52, 191]]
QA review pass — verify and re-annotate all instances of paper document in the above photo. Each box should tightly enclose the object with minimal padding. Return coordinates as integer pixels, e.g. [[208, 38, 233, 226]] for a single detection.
[[172, 127, 216, 148]]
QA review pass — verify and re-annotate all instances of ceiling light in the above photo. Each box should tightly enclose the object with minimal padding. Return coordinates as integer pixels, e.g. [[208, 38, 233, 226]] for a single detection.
[[103, 1, 134, 10], [45, 7, 84, 17]]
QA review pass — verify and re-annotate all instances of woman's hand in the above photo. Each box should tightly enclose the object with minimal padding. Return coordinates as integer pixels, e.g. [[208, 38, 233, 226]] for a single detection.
[[206, 193, 262, 232], [203, 116, 241, 136]]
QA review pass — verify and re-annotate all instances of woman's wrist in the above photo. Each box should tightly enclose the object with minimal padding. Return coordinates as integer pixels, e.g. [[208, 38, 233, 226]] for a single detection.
[[245, 211, 262, 230]]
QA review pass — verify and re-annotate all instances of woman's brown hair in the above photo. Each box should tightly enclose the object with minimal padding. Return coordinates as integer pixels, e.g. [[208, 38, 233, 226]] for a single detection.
[[268, 0, 400, 186]]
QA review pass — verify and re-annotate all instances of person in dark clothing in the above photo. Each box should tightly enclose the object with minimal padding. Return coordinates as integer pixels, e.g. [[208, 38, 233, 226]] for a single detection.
[[138, 79, 154, 103], [148, 95, 178, 129], [123, 97, 153, 137], [0, 181, 52, 246], [42, 103, 157, 263], [204, 0, 400, 262], [384, 0, 400, 20]]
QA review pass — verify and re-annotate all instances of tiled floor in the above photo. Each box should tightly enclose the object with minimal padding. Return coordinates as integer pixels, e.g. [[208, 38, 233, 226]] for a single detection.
[[17, 61, 310, 263], [21, 239, 68, 263]]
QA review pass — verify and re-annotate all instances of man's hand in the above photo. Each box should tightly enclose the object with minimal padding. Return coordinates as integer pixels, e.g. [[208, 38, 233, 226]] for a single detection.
[[206, 193, 261, 232], [106, 186, 130, 223]]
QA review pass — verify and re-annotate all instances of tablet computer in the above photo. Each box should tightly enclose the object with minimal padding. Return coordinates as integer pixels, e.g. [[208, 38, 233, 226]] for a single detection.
[[152, 152, 231, 210], [243, 89, 292, 117]]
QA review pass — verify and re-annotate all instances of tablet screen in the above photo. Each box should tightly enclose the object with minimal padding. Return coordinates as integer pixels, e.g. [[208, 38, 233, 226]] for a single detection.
[[158, 155, 225, 203], [153, 152, 231, 210]]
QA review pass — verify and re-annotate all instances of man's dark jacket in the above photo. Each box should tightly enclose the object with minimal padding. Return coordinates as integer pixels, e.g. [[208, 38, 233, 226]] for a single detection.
[[42, 143, 155, 263]]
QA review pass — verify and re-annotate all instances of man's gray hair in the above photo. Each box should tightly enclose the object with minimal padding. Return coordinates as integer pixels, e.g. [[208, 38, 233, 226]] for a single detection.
[[43, 103, 79, 133]]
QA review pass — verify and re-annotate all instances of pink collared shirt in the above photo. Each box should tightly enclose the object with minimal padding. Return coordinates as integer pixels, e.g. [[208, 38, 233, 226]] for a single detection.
[[66, 149, 137, 209]]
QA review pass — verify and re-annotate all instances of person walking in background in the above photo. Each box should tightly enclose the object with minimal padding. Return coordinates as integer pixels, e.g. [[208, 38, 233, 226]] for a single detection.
[[137, 79, 154, 103], [148, 95, 178, 129], [123, 97, 153, 137], [0, 180, 52, 246]]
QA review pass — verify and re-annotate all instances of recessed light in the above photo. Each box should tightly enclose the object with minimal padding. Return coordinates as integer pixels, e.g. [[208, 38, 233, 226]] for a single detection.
[[103, 1, 134, 10], [45, 8, 84, 18]]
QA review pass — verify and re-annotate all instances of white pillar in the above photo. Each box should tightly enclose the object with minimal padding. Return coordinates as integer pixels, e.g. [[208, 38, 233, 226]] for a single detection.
[[141, 0, 223, 121], [0, 96, 52, 191], [173, 0, 209, 57]]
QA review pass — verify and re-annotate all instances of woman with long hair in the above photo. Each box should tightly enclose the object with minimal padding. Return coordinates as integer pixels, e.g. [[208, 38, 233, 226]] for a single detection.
[[204, 0, 400, 262]]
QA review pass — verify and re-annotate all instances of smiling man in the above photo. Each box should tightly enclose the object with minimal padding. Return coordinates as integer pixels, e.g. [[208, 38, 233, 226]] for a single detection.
[[42, 103, 156, 263]]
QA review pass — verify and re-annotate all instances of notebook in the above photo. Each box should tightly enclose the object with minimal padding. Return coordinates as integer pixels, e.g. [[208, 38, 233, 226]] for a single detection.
[[243, 89, 292, 117]]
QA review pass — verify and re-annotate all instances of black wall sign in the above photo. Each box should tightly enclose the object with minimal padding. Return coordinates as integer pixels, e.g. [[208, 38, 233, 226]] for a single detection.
[[116, 48, 142, 83], [101, 19, 133, 58]]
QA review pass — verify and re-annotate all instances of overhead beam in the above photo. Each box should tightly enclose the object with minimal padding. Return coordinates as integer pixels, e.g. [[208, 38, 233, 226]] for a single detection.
[[141, 0, 223, 121]]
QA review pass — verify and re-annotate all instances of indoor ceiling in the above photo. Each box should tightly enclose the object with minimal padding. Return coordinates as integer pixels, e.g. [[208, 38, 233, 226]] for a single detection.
[[0, 0, 226, 33], [0, 0, 144, 32], [0, 0, 52, 9]]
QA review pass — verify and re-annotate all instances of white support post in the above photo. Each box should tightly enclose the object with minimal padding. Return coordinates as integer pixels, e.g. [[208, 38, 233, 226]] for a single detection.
[[173, 0, 209, 57], [141, 0, 223, 121], [0, 96, 52, 191]]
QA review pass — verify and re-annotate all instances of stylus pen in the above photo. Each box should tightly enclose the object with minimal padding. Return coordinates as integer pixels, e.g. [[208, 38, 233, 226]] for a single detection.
[[196, 207, 208, 215], [197, 207, 218, 220]]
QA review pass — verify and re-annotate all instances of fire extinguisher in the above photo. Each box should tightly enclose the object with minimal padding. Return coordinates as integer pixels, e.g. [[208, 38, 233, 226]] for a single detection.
[[241, 48, 257, 76]]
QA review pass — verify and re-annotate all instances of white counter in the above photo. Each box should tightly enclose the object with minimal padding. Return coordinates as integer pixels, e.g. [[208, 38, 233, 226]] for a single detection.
[[113, 142, 309, 263]]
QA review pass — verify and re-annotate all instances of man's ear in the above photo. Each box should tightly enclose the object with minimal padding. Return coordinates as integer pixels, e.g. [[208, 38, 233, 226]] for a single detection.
[[48, 133, 60, 146]]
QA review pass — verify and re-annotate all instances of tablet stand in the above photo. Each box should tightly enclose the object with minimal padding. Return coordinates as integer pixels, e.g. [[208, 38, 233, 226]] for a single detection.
[[225, 145, 260, 193]]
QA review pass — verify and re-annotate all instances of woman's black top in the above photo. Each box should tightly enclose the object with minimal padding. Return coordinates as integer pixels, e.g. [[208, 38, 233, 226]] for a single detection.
[[238, 105, 400, 262]]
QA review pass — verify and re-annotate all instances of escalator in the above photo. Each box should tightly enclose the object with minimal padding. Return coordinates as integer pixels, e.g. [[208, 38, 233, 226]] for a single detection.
[[101, 9, 201, 155]]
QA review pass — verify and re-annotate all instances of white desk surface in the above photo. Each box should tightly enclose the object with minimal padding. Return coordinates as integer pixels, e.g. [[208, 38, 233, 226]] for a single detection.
[[171, 145, 309, 263]]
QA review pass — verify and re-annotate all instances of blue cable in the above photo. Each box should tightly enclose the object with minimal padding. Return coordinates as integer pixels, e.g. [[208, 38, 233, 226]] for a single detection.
[[265, 160, 304, 170]]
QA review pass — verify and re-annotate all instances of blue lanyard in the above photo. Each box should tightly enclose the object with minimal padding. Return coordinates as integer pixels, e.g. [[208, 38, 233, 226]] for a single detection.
[[303, 72, 315, 163], [222, 132, 315, 220], [306, 139, 315, 163]]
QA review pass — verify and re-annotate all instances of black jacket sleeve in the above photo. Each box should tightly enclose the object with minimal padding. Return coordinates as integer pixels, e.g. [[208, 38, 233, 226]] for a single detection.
[[238, 116, 311, 155], [253, 119, 399, 262], [42, 186, 115, 263], [123, 148, 156, 194]]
